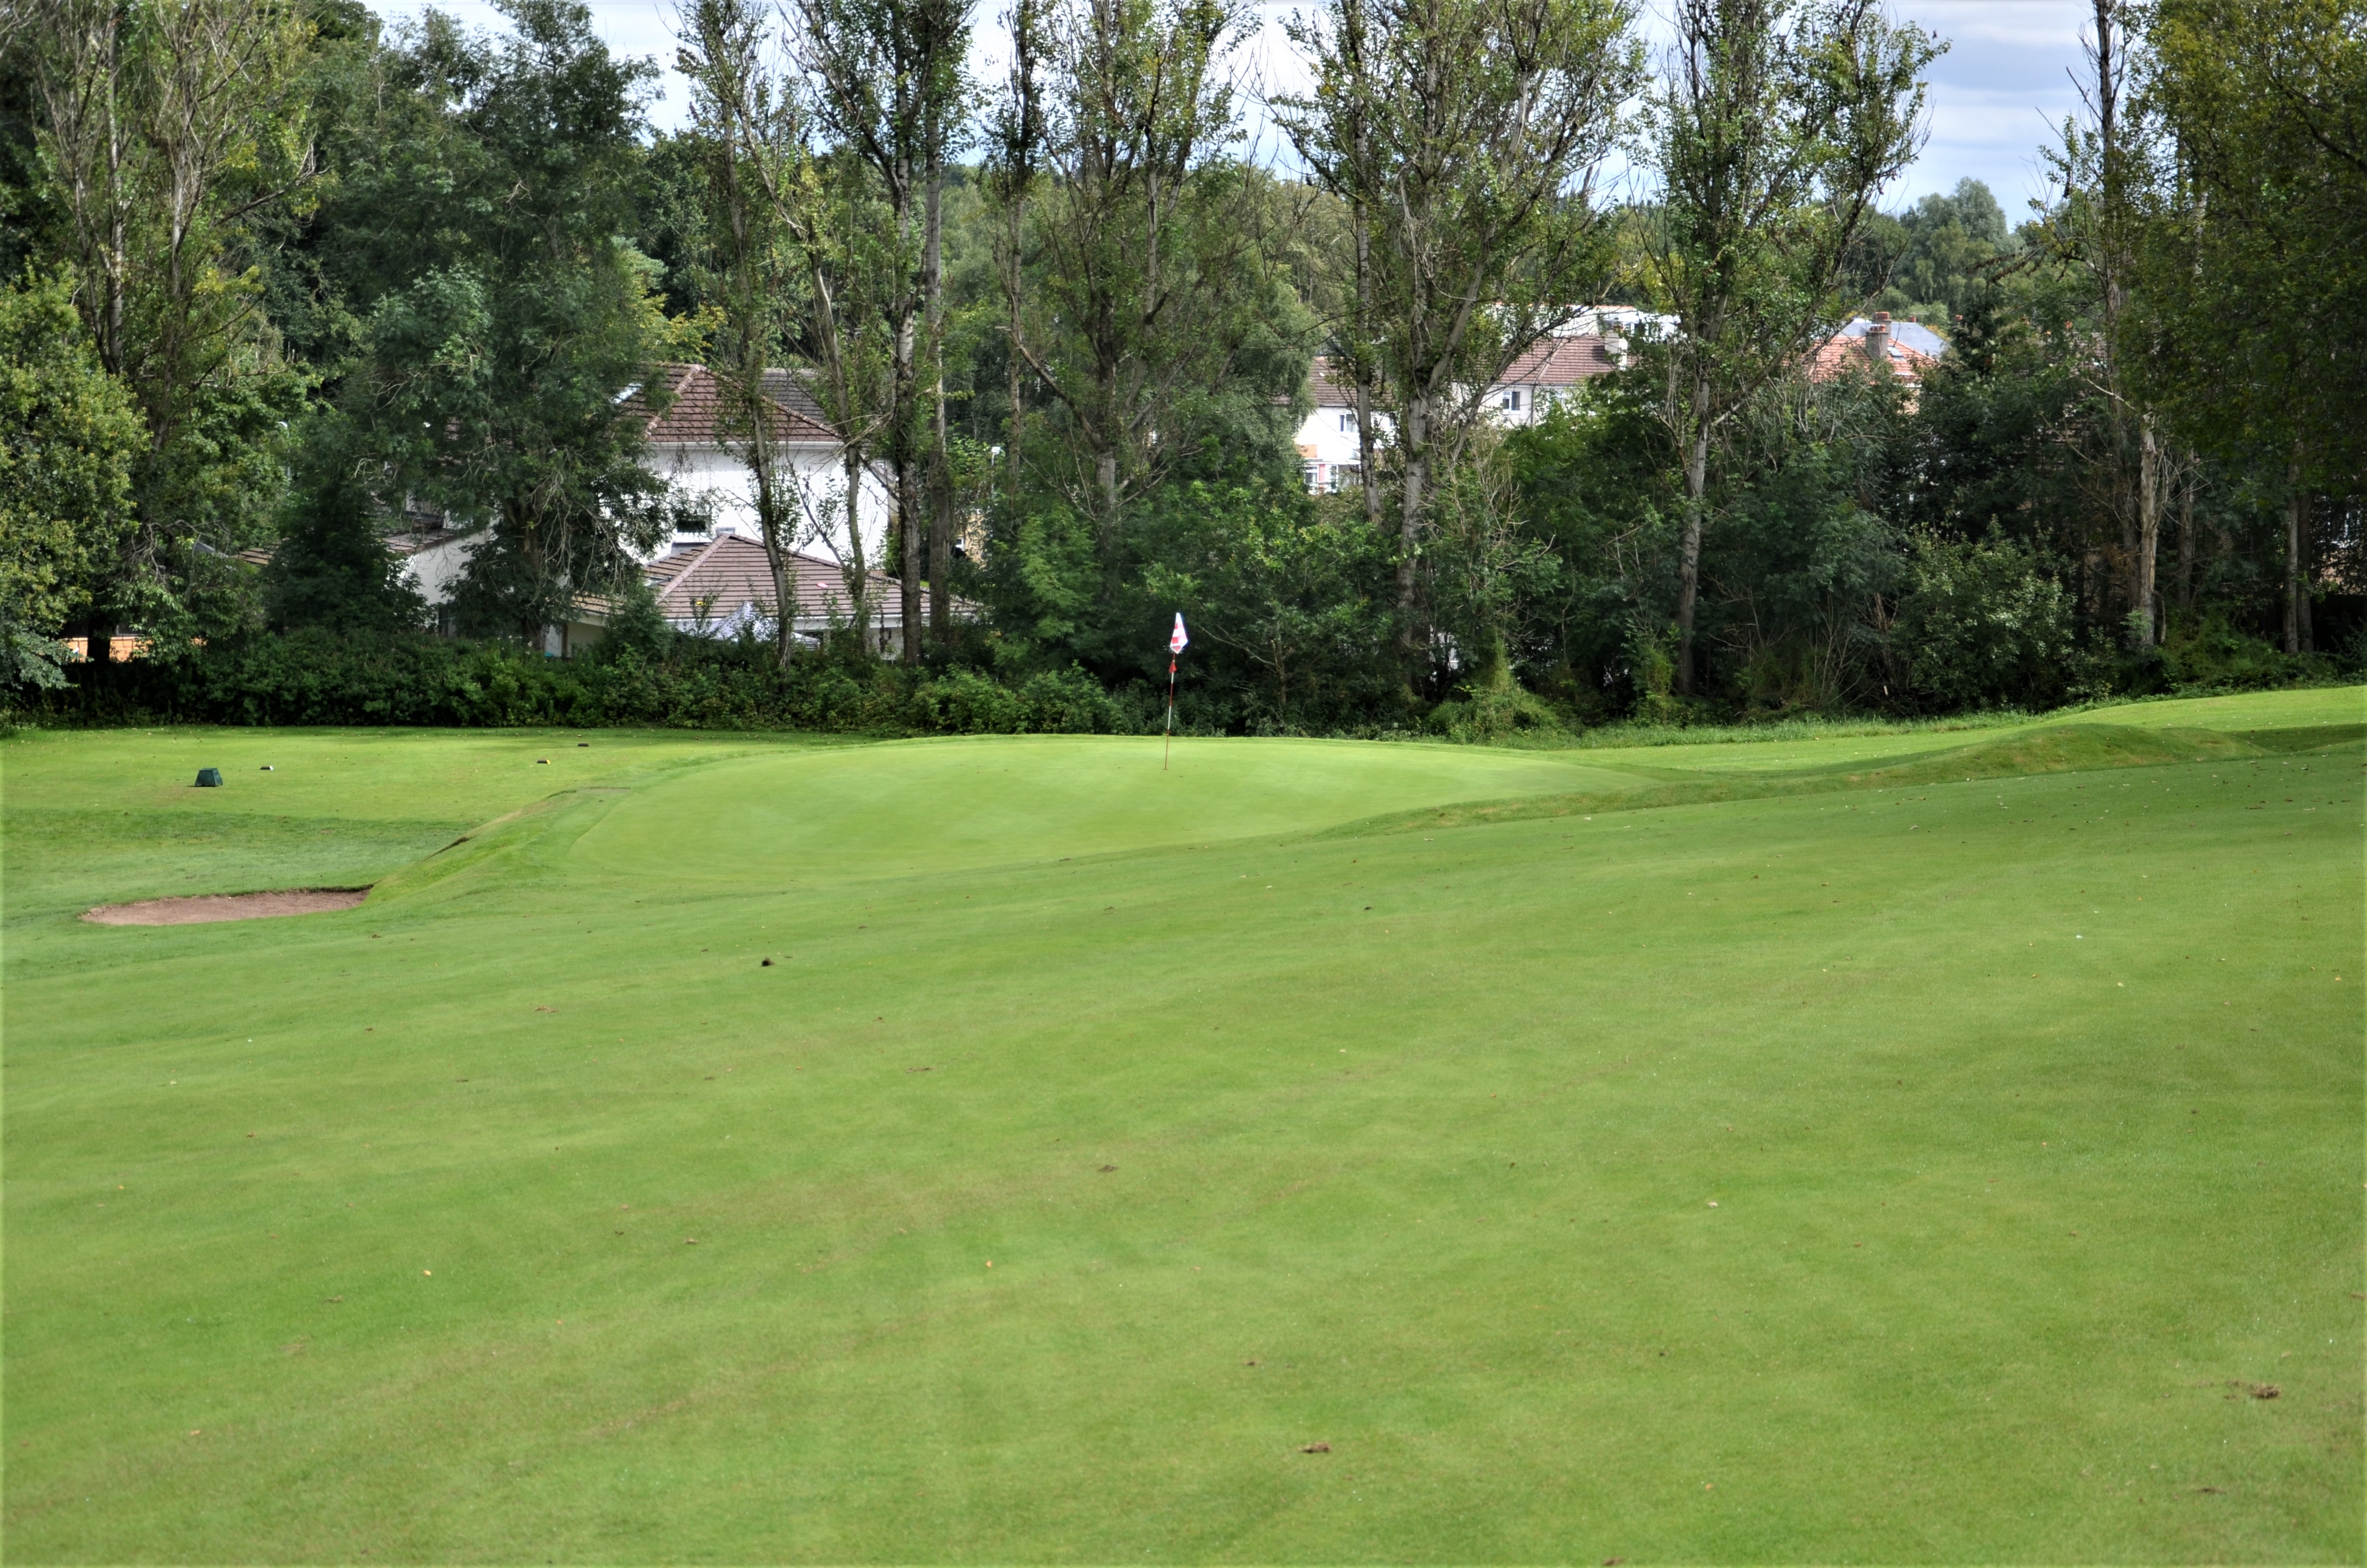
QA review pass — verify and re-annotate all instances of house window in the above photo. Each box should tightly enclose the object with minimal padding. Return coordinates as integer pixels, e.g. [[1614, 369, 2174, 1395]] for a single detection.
[[1338, 412, 1356, 433], [1501, 388, 1523, 412]]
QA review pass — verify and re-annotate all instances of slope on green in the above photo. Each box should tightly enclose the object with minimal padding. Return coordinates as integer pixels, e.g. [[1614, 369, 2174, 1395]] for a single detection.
[[3, 691, 2362, 1563]]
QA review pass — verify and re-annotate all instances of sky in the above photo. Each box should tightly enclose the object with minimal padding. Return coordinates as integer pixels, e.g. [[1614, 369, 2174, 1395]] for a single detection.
[[361, 0, 2093, 216]]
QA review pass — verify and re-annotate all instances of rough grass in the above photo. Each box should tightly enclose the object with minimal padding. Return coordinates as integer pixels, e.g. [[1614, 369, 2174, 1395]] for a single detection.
[[3, 689, 2362, 1562]]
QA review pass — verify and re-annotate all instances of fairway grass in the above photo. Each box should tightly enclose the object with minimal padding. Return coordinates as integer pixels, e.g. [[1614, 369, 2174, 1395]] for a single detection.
[[4, 692, 2362, 1562]]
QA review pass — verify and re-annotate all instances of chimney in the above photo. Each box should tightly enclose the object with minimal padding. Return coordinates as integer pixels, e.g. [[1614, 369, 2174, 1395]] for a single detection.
[[1594, 307, 1629, 367], [1864, 311, 1894, 375]]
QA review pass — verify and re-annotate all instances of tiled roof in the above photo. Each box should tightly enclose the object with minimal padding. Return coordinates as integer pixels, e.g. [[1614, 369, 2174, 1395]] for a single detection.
[[1495, 335, 1620, 387], [645, 532, 945, 627], [1308, 356, 1360, 408], [1835, 316, 1949, 357], [1311, 337, 1622, 405], [1809, 326, 1939, 386], [623, 364, 843, 447]]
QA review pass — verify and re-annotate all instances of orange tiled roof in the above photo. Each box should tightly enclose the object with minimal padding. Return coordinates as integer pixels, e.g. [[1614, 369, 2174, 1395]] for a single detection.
[[1809, 325, 1938, 386]]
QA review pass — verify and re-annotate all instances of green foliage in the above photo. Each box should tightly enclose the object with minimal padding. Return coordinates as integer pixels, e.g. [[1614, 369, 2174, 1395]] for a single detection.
[[1425, 679, 1572, 743], [1844, 178, 2011, 323], [315, 0, 684, 634], [1139, 481, 1399, 729], [2154, 610, 2320, 692], [40, 626, 1126, 735], [261, 423, 430, 634], [0, 272, 143, 688], [1893, 531, 2087, 711]]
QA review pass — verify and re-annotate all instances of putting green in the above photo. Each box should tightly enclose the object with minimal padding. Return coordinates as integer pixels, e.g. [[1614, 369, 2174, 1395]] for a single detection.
[[573, 736, 1634, 880], [4, 693, 2361, 1563]]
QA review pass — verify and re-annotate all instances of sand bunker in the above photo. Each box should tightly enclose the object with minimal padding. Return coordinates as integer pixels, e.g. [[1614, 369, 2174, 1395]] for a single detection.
[[82, 888, 371, 926]]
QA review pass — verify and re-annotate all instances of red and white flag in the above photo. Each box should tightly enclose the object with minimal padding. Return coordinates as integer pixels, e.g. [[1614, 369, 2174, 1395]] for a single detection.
[[1170, 613, 1190, 654]]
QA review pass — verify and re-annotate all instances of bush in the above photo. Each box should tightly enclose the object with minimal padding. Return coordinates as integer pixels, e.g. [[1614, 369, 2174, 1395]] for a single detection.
[[1427, 681, 1571, 744], [909, 668, 1027, 734], [28, 628, 1144, 737], [1018, 666, 1120, 733], [2155, 611, 2318, 691], [1894, 533, 2089, 711]]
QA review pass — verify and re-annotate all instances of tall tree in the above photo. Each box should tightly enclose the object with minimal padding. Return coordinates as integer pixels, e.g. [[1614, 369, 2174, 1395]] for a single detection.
[[24, 0, 318, 645], [1278, 0, 1642, 688], [679, 0, 810, 663], [319, 0, 682, 639], [2036, 0, 2170, 647], [794, 0, 970, 661], [983, 0, 1047, 501], [2141, 0, 2365, 653], [1013, 0, 1273, 519], [0, 269, 144, 688], [1643, 0, 1936, 697]]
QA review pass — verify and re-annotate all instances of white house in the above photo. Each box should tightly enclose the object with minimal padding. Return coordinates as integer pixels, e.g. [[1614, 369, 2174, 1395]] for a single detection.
[[1293, 358, 1393, 494], [625, 364, 898, 573], [1293, 313, 1669, 489]]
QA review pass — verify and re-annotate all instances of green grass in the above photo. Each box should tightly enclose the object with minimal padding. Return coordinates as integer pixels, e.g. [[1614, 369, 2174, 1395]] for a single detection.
[[4, 689, 2363, 1562]]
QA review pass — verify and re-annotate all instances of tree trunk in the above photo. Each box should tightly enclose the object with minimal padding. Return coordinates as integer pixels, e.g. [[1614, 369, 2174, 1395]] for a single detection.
[[1397, 382, 1428, 672], [844, 444, 870, 651], [2284, 461, 2304, 655], [1673, 377, 1711, 698], [753, 426, 797, 666], [899, 462, 923, 664], [1353, 201, 1381, 530], [2134, 412, 2161, 647], [2175, 460, 2196, 610], [924, 153, 953, 653], [1005, 208, 1026, 496]]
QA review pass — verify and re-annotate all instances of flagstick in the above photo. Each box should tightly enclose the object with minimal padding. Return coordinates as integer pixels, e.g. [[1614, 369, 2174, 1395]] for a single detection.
[[1163, 657, 1177, 770]]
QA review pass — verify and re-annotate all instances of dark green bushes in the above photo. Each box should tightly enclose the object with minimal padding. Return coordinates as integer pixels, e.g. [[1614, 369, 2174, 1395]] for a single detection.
[[36, 628, 1128, 735]]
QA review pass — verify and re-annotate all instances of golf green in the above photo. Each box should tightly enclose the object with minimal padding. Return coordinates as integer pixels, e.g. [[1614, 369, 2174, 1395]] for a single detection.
[[4, 690, 2361, 1562]]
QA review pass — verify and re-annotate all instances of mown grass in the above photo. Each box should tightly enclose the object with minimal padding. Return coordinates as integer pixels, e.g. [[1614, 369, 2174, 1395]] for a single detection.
[[3, 689, 2361, 1562]]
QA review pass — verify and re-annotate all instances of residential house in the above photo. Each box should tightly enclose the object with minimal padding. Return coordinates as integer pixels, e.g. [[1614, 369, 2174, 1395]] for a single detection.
[[1293, 310, 1678, 491], [1293, 358, 1389, 494], [624, 363, 897, 567]]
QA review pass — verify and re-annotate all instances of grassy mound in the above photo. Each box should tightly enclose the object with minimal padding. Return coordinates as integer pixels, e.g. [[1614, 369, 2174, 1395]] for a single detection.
[[1325, 722, 2349, 836]]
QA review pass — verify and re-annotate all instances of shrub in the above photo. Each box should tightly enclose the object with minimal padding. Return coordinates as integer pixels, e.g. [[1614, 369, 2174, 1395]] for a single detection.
[[1018, 666, 1119, 733], [1893, 533, 2088, 711]]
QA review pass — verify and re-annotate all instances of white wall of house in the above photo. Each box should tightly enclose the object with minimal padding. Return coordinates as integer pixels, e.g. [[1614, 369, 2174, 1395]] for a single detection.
[[1292, 406, 1397, 493], [396, 530, 486, 615], [650, 441, 896, 575]]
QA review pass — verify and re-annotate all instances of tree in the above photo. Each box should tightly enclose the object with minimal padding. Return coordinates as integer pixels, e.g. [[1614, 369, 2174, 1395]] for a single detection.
[[1643, 0, 1937, 696], [793, 0, 971, 661], [0, 269, 142, 688], [318, 0, 683, 639], [2141, 0, 2366, 653], [982, 0, 1047, 502], [1278, 0, 1642, 689], [2033, 0, 2171, 648], [679, 0, 812, 664], [23, 0, 318, 646], [1014, 0, 1283, 520]]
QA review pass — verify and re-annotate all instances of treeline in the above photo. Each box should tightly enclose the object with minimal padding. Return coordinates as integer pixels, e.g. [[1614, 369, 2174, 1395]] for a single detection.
[[1, 0, 2359, 735]]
